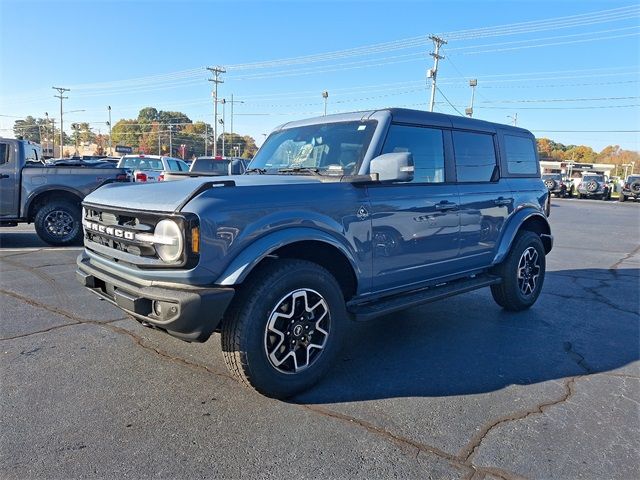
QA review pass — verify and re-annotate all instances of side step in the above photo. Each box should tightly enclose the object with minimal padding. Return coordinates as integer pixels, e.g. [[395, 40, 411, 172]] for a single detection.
[[347, 274, 501, 322]]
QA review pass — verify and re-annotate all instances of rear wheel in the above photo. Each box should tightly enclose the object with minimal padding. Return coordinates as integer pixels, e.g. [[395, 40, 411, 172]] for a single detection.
[[33, 200, 83, 246], [491, 231, 546, 311], [221, 259, 346, 398]]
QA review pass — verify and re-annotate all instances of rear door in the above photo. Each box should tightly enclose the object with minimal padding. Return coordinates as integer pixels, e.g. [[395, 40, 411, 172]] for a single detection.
[[367, 123, 461, 292], [0, 140, 19, 217], [453, 129, 513, 269]]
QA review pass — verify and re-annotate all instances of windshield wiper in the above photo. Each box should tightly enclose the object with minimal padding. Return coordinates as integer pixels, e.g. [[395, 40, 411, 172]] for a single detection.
[[245, 167, 267, 174], [277, 166, 321, 176]]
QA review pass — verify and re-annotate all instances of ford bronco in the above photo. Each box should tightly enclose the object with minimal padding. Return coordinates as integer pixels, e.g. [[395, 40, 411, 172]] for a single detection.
[[77, 109, 553, 398]]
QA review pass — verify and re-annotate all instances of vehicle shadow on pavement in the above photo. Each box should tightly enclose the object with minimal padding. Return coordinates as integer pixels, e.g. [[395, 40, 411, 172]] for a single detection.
[[0, 230, 49, 248], [295, 267, 639, 404]]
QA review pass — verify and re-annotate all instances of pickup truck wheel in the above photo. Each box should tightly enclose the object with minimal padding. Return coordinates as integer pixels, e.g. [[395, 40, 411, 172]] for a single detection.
[[221, 259, 346, 398], [491, 231, 546, 311], [34, 201, 83, 246], [619, 194, 627, 202]]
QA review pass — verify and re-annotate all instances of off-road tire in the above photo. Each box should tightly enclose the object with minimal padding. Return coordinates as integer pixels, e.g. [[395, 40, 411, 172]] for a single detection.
[[221, 259, 347, 398], [491, 231, 546, 311], [33, 200, 83, 246]]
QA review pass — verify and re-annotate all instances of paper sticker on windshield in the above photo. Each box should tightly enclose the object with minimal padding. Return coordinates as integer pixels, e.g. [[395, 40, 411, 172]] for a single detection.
[[357, 125, 367, 131]]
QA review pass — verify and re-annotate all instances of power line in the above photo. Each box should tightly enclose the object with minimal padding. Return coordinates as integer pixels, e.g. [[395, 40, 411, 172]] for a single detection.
[[435, 86, 464, 115]]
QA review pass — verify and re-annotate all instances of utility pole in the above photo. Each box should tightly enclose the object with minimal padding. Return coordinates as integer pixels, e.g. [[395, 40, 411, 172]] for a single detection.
[[465, 79, 477, 117], [52, 86, 70, 157], [72, 123, 79, 155], [322, 91, 329, 116], [508, 113, 518, 126], [204, 123, 208, 156], [168, 125, 173, 156], [207, 66, 226, 156], [107, 106, 112, 155], [158, 126, 161, 155], [427, 36, 447, 112]]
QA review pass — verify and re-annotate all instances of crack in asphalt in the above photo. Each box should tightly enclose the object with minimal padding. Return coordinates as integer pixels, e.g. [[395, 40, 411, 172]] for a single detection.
[[609, 244, 640, 274], [457, 375, 580, 465], [0, 256, 72, 303], [0, 287, 236, 382]]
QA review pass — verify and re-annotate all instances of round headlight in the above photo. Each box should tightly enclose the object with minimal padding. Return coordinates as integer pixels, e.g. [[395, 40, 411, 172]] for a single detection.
[[154, 219, 183, 263]]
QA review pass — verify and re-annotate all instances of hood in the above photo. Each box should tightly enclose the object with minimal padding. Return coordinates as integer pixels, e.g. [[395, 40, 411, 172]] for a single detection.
[[83, 174, 323, 212]]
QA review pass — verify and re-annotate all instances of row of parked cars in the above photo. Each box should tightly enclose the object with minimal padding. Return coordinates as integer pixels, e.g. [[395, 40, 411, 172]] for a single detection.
[[0, 137, 250, 246], [542, 173, 640, 202]]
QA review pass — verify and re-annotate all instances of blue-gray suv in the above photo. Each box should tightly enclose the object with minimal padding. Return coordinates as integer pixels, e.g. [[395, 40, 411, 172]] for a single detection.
[[77, 108, 553, 398]]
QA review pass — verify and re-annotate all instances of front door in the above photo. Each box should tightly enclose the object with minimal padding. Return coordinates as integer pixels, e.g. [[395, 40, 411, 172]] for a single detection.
[[367, 124, 460, 293]]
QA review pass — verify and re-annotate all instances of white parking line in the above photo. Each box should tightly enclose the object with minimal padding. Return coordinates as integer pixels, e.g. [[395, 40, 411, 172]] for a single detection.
[[0, 247, 83, 253]]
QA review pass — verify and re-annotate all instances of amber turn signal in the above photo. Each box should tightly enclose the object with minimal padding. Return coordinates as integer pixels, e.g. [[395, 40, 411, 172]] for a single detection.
[[191, 227, 200, 254]]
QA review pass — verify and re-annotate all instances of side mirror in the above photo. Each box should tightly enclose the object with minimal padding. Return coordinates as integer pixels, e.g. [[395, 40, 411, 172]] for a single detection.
[[228, 159, 245, 175], [369, 152, 414, 182]]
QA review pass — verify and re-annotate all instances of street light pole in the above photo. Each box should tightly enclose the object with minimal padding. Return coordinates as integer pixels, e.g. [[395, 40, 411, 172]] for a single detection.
[[322, 91, 329, 116], [108, 106, 112, 155], [221, 98, 226, 157], [168, 125, 173, 156], [465, 79, 477, 117]]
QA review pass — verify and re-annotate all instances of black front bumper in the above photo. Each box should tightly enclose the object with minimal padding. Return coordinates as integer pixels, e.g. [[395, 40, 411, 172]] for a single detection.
[[76, 253, 234, 342]]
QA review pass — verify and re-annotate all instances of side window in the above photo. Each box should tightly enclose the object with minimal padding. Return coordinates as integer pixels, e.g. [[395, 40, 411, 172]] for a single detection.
[[381, 124, 445, 183], [504, 135, 538, 175], [452, 131, 497, 182], [25, 147, 39, 163], [0, 143, 8, 165], [178, 161, 189, 171]]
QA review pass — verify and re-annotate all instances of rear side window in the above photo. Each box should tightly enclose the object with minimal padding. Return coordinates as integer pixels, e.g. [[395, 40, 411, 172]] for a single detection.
[[452, 131, 497, 182], [0, 143, 8, 165], [505, 135, 538, 175], [167, 160, 180, 171], [381, 124, 445, 183]]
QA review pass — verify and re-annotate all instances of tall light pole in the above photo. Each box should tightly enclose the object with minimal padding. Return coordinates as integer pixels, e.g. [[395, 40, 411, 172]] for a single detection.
[[107, 106, 112, 155], [52, 86, 70, 156], [427, 36, 447, 112], [229, 94, 244, 154], [220, 98, 226, 157], [207, 66, 226, 156], [168, 125, 173, 156], [507, 113, 518, 126], [72, 123, 79, 155], [322, 91, 329, 116], [44, 112, 50, 156], [465, 79, 477, 117]]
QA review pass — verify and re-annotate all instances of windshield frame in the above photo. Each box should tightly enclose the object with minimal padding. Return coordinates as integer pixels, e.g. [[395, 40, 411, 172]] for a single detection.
[[247, 119, 379, 176]]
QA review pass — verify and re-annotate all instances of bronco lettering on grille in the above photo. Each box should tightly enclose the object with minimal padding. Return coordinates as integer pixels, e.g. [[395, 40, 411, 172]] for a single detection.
[[82, 220, 136, 240]]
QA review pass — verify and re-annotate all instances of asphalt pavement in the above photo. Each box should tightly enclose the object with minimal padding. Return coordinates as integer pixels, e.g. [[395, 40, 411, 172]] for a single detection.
[[1, 198, 638, 479]]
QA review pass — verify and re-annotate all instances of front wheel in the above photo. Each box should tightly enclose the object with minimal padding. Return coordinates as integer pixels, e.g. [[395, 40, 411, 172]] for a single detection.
[[221, 259, 346, 398], [491, 231, 546, 311], [33, 200, 83, 246]]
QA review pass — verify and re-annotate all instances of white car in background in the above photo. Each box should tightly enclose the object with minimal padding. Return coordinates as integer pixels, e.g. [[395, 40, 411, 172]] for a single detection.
[[117, 154, 190, 182]]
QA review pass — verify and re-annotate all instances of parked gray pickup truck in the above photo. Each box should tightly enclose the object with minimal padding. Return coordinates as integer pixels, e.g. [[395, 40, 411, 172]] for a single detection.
[[0, 138, 129, 246], [77, 109, 553, 398]]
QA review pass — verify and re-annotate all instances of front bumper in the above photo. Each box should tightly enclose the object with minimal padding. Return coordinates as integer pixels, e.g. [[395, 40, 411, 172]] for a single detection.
[[76, 252, 234, 342]]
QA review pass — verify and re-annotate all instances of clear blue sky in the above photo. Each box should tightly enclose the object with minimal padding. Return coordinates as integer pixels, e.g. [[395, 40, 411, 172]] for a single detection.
[[1, 0, 638, 151]]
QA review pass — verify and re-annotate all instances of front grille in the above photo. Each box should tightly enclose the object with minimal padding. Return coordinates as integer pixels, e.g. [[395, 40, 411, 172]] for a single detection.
[[82, 203, 200, 269], [82, 205, 165, 267]]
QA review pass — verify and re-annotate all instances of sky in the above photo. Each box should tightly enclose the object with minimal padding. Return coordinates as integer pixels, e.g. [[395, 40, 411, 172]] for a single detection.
[[1, 0, 639, 152]]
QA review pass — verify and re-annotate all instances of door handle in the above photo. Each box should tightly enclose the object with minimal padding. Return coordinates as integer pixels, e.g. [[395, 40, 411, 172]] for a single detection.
[[435, 202, 458, 211], [0, 174, 9, 179], [494, 197, 512, 206]]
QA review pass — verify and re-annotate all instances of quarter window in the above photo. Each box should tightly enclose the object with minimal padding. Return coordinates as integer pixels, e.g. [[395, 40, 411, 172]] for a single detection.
[[505, 135, 538, 175], [452, 131, 497, 182], [381, 124, 445, 183]]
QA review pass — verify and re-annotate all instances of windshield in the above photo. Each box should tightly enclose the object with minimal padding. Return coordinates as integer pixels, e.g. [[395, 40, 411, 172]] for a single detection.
[[627, 176, 640, 182], [583, 175, 604, 182], [542, 174, 562, 180], [248, 120, 377, 175], [121, 157, 164, 171]]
